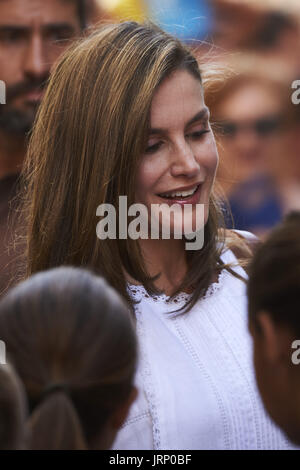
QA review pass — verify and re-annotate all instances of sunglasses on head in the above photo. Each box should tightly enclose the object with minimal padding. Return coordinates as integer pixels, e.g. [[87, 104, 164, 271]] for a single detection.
[[214, 114, 283, 138]]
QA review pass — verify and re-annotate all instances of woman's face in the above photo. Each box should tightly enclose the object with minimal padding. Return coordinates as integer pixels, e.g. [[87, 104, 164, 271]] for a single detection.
[[135, 69, 219, 238]]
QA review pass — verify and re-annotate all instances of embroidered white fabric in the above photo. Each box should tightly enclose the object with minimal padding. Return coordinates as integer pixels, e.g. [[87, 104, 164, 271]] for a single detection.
[[128, 268, 227, 308], [112, 230, 297, 450]]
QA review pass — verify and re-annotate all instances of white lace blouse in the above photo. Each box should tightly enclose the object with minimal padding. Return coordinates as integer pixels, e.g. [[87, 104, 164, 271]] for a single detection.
[[112, 230, 296, 450]]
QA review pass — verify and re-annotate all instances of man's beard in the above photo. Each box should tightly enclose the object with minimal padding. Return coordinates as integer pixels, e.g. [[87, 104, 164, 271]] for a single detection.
[[0, 77, 48, 135], [0, 104, 38, 135]]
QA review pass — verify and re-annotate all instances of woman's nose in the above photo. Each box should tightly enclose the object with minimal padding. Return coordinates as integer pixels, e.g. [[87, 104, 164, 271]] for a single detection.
[[170, 139, 200, 178]]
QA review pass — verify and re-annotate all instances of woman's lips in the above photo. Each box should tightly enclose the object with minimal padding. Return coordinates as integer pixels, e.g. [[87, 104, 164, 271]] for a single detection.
[[157, 183, 203, 206]]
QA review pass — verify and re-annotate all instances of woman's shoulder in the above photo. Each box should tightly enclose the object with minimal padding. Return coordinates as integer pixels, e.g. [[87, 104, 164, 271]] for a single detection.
[[222, 228, 260, 254], [220, 228, 261, 276], [222, 228, 259, 242], [230, 229, 259, 242]]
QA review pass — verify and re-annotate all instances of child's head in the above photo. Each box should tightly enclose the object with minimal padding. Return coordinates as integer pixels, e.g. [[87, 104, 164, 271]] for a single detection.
[[248, 211, 300, 444], [0, 267, 137, 449]]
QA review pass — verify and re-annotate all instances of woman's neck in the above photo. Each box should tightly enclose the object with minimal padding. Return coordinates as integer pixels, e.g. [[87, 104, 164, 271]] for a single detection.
[[135, 238, 188, 296]]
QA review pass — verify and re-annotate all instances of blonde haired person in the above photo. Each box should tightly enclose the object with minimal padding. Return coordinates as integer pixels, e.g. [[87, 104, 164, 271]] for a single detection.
[[20, 22, 296, 449]]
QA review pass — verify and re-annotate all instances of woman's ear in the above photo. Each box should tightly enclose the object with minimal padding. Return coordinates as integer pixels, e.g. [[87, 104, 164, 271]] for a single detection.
[[111, 386, 138, 430]]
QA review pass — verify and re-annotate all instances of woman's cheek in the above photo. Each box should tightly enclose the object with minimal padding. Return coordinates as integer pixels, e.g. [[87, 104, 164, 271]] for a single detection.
[[195, 139, 219, 176], [207, 137, 219, 174], [135, 159, 160, 203]]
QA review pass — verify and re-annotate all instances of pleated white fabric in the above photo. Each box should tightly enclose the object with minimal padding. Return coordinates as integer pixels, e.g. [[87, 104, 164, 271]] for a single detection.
[[112, 230, 297, 450]]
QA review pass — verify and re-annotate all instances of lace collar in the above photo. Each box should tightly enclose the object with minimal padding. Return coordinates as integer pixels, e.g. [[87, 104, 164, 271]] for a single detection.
[[127, 268, 227, 306]]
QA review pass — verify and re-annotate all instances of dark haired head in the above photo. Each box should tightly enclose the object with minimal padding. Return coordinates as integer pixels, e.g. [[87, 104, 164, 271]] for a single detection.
[[0, 267, 137, 449], [247, 212, 300, 445], [248, 211, 300, 336]]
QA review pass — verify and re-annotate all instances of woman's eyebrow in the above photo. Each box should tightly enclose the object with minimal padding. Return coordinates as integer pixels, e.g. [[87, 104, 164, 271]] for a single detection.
[[186, 107, 210, 128], [148, 107, 209, 135]]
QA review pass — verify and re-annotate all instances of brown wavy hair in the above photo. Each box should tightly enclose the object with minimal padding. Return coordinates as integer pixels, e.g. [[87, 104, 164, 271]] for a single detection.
[[0, 267, 137, 449], [21, 21, 249, 313]]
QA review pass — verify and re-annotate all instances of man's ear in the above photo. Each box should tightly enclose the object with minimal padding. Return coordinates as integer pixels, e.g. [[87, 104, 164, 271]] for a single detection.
[[255, 311, 292, 364], [111, 386, 138, 430]]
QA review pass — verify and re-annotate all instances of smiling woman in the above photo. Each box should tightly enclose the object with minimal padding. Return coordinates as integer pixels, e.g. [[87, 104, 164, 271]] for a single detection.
[[19, 22, 296, 450]]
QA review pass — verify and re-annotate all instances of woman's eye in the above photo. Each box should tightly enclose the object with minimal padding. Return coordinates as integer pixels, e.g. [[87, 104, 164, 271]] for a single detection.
[[144, 129, 210, 153], [145, 141, 163, 154], [188, 129, 210, 139]]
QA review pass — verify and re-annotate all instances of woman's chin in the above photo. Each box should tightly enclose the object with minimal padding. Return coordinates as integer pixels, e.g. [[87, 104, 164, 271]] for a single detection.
[[170, 219, 207, 238]]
